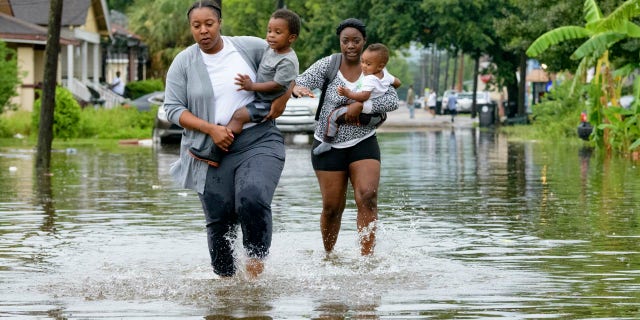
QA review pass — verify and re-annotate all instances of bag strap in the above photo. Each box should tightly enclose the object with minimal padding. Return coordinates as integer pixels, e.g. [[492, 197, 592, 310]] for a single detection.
[[315, 53, 342, 121]]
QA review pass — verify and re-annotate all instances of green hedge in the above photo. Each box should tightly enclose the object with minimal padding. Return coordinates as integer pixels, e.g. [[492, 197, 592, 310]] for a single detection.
[[124, 79, 164, 99]]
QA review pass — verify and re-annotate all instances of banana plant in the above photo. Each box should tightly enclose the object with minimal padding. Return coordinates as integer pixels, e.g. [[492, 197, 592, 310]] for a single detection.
[[526, 0, 640, 152]]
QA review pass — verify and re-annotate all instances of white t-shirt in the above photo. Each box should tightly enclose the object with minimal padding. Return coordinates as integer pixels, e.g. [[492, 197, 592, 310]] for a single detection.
[[111, 77, 125, 95], [360, 68, 394, 113], [200, 40, 256, 127]]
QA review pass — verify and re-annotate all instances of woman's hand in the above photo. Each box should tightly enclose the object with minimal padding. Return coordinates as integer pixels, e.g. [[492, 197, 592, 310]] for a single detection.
[[202, 123, 234, 151], [345, 102, 364, 124], [234, 74, 254, 91], [292, 85, 315, 98]]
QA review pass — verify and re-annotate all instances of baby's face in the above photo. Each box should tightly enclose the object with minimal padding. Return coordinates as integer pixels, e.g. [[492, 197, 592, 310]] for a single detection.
[[360, 50, 385, 76]]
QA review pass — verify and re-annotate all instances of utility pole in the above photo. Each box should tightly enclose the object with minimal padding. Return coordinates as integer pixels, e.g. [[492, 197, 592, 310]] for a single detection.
[[36, 0, 63, 174]]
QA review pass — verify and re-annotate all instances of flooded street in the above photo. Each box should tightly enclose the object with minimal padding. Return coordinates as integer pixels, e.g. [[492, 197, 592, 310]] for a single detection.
[[1, 129, 640, 319]]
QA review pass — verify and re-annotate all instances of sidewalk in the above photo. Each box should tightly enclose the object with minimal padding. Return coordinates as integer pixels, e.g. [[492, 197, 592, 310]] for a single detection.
[[379, 105, 477, 132]]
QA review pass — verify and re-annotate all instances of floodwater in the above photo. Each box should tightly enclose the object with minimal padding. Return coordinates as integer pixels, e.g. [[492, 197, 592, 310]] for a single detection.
[[1, 129, 640, 319]]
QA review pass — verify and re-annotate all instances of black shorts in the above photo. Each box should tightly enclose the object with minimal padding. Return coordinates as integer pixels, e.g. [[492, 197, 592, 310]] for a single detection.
[[311, 135, 380, 171]]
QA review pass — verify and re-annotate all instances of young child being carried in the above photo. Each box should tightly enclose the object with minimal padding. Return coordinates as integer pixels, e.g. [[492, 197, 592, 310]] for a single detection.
[[313, 43, 401, 155], [189, 8, 300, 166]]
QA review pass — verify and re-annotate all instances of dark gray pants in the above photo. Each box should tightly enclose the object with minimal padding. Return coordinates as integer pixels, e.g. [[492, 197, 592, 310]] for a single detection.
[[198, 121, 285, 276]]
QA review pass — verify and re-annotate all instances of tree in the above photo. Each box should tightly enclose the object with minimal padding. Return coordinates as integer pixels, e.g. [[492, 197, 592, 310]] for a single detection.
[[527, 0, 640, 151], [36, 0, 63, 174], [0, 41, 21, 114]]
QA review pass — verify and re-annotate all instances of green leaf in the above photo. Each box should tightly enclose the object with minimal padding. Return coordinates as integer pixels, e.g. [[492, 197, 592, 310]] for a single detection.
[[630, 138, 640, 150], [583, 0, 604, 25], [526, 26, 591, 57], [571, 32, 626, 59], [593, 0, 640, 32]]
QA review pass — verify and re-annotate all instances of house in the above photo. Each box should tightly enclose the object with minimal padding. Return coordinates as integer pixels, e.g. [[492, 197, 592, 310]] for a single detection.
[[0, 0, 148, 110]]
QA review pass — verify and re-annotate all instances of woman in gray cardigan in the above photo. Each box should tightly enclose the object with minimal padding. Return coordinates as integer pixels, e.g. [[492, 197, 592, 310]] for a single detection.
[[163, 0, 292, 278]]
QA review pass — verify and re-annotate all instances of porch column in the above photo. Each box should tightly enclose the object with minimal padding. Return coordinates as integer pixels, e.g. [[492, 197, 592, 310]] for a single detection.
[[67, 44, 74, 87], [93, 44, 100, 85], [81, 41, 88, 82]]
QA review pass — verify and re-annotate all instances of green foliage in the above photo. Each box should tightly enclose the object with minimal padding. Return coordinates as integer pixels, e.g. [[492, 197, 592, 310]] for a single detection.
[[598, 106, 640, 153], [2, 106, 156, 140], [0, 40, 21, 114], [78, 106, 157, 139], [529, 77, 586, 139], [124, 79, 164, 99], [0, 110, 32, 138], [32, 87, 82, 140]]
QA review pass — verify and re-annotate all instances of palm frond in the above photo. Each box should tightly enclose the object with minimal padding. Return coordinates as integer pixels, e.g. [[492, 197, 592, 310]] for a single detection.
[[526, 26, 591, 57], [593, 0, 640, 32], [571, 32, 626, 60], [583, 0, 604, 25]]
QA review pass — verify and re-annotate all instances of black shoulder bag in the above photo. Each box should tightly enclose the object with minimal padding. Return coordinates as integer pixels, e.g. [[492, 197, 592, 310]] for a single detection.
[[315, 53, 342, 121]]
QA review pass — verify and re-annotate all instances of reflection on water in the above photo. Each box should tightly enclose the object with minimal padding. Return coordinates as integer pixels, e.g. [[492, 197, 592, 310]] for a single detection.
[[1, 129, 640, 319]]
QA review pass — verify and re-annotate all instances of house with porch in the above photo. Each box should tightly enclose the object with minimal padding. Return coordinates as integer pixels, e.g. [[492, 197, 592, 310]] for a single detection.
[[0, 0, 148, 111]]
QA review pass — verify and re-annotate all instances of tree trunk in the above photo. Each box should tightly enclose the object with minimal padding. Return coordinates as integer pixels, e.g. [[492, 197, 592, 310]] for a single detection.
[[518, 51, 527, 117], [456, 51, 464, 92], [433, 45, 441, 95], [443, 52, 450, 93], [36, 0, 63, 174], [451, 50, 458, 91], [471, 54, 480, 118]]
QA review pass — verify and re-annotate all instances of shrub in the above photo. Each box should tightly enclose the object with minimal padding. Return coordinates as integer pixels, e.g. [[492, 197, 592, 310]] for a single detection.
[[0, 40, 21, 114], [124, 79, 164, 99], [78, 106, 156, 139], [32, 86, 82, 140], [529, 78, 586, 139], [0, 110, 32, 138]]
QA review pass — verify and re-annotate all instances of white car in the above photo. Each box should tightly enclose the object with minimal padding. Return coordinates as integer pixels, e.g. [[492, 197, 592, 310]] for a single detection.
[[456, 91, 493, 113], [276, 91, 320, 134], [151, 90, 321, 144]]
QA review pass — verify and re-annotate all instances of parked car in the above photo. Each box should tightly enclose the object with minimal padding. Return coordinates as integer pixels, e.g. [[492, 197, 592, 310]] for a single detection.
[[153, 103, 183, 144], [127, 91, 165, 111], [151, 90, 320, 144], [275, 90, 320, 134], [456, 91, 493, 113]]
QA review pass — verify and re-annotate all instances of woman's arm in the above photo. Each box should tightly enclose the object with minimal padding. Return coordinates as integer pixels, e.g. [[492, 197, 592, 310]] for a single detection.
[[178, 111, 235, 151], [367, 87, 399, 113], [265, 82, 295, 120], [293, 56, 333, 97]]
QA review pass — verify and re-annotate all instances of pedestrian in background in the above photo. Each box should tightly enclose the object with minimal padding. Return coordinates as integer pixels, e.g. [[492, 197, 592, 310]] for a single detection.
[[407, 84, 415, 119], [447, 92, 457, 123], [427, 90, 436, 118]]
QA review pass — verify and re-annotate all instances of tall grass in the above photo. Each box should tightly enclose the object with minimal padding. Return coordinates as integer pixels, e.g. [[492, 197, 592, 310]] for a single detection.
[[0, 105, 157, 140]]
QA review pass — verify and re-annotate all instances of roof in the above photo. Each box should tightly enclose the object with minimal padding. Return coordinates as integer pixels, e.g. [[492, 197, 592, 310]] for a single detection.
[[11, 0, 91, 26], [2, 0, 111, 41], [0, 12, 76, 45]]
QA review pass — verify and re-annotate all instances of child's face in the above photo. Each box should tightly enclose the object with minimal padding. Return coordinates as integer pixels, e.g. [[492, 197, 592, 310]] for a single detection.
[[266, 18, 296, 53], [360, 50, 385, 76]]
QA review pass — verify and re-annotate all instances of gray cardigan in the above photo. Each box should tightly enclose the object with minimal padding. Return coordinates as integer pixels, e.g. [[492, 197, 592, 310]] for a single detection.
[[164, 36, 268, 193]]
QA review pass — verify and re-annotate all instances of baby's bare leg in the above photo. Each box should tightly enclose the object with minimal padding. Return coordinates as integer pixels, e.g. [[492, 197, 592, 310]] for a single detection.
[[228, 107, 250, 134]]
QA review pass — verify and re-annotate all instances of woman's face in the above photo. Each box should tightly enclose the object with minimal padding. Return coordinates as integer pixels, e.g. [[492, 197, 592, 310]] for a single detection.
[[339, 27, 365, 63], [189, 7, 222, 54]]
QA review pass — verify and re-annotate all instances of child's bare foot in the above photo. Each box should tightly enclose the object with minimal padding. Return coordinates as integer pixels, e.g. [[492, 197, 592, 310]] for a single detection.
[[245, 258, 264, 279]]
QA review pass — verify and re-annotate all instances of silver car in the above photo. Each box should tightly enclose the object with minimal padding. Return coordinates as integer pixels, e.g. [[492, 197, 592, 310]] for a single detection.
[[456, 91, 493, 113], [275, 91, 320, 134]]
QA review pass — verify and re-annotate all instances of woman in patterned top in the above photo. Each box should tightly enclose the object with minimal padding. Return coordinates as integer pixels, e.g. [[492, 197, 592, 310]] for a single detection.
[[292, 18, 399, 256]]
